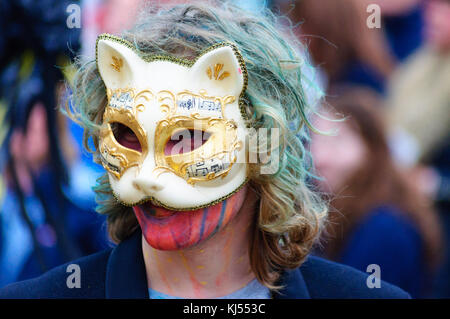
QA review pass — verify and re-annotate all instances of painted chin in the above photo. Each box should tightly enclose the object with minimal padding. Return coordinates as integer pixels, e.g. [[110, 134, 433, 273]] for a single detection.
[[133, 196, 239, 251]]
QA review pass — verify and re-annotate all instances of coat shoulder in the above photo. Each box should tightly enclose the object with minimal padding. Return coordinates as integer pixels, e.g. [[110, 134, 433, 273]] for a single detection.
[[300, 256, 411, 299], [0, 249, 112, 299]]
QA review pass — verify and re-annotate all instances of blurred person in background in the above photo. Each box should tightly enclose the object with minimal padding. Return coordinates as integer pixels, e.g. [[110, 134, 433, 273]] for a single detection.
[[276, 0, 396, 92], [81, 0, 141, 59], [310, 86, 443, 298], [385, 0, 450, 297], [0, 0, 107, 287], [276, 0, 425, 93]]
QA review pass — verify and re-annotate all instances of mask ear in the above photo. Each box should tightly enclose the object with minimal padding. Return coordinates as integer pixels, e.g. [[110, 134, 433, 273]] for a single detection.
[[190, 44, 246, 97], [96, 35, 142, 90]]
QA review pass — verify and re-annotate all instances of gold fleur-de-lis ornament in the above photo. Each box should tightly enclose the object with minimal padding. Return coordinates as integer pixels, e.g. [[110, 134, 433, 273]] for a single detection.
[[206, 63, 230, 80]]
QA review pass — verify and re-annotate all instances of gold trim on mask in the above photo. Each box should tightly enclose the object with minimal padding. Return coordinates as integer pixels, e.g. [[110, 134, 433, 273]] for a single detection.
[[154, 114, 242, 185], [153, 89, 241, 185], [99, 87, 242, 185], [99, 88, 150, 179]]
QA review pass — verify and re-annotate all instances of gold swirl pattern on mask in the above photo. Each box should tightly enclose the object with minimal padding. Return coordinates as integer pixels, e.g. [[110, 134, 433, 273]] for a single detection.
[[99, 88, 150, 179], [100, 86, 242, 184], [153, 87, 241, 184], [154, 105, 241, 185]]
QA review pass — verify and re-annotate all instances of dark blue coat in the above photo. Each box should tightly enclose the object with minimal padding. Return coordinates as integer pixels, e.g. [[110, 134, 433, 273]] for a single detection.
[[0, 230, 410, 299]]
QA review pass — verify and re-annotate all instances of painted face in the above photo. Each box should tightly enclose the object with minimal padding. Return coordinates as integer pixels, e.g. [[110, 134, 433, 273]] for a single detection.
[[96, 34, 250, 211], [133, 186, 247, 250]]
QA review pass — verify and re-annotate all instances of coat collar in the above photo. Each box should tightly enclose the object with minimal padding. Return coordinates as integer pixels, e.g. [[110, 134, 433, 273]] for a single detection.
[[105, 229, 149, 298], [105, 229, 310, 299], [273, 267, 311, 299]]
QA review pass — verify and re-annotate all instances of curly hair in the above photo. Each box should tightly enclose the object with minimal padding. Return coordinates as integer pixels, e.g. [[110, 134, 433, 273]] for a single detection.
[[65, 0, 327, 289]]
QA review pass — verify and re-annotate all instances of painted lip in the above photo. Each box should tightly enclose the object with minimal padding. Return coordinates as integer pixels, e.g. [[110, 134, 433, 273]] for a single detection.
[[137, 201, 177, 219]]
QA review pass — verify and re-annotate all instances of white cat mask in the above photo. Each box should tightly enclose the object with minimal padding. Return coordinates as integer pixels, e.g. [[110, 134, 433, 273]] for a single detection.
[[96, 34, 250, 210]]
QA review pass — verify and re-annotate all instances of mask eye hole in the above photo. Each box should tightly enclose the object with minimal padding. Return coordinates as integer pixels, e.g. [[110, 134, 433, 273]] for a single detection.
[[111, 122, 142, 152], [165, 129, 210, 156]]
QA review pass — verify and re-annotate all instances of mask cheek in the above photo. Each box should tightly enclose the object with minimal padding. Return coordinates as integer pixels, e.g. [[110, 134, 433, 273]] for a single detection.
[[108, 166, 146, 204]]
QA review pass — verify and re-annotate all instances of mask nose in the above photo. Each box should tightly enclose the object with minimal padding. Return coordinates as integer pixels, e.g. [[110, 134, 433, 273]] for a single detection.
[[133, 176, 165, 195]]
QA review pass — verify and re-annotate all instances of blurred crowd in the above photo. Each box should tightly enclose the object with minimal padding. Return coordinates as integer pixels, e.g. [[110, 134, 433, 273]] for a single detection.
[[282, 0, 450, 298], [0, 0, 448, 298]]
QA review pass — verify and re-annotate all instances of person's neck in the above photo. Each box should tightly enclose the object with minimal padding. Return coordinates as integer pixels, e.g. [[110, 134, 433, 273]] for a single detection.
[[142, 192, 258, 298]]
